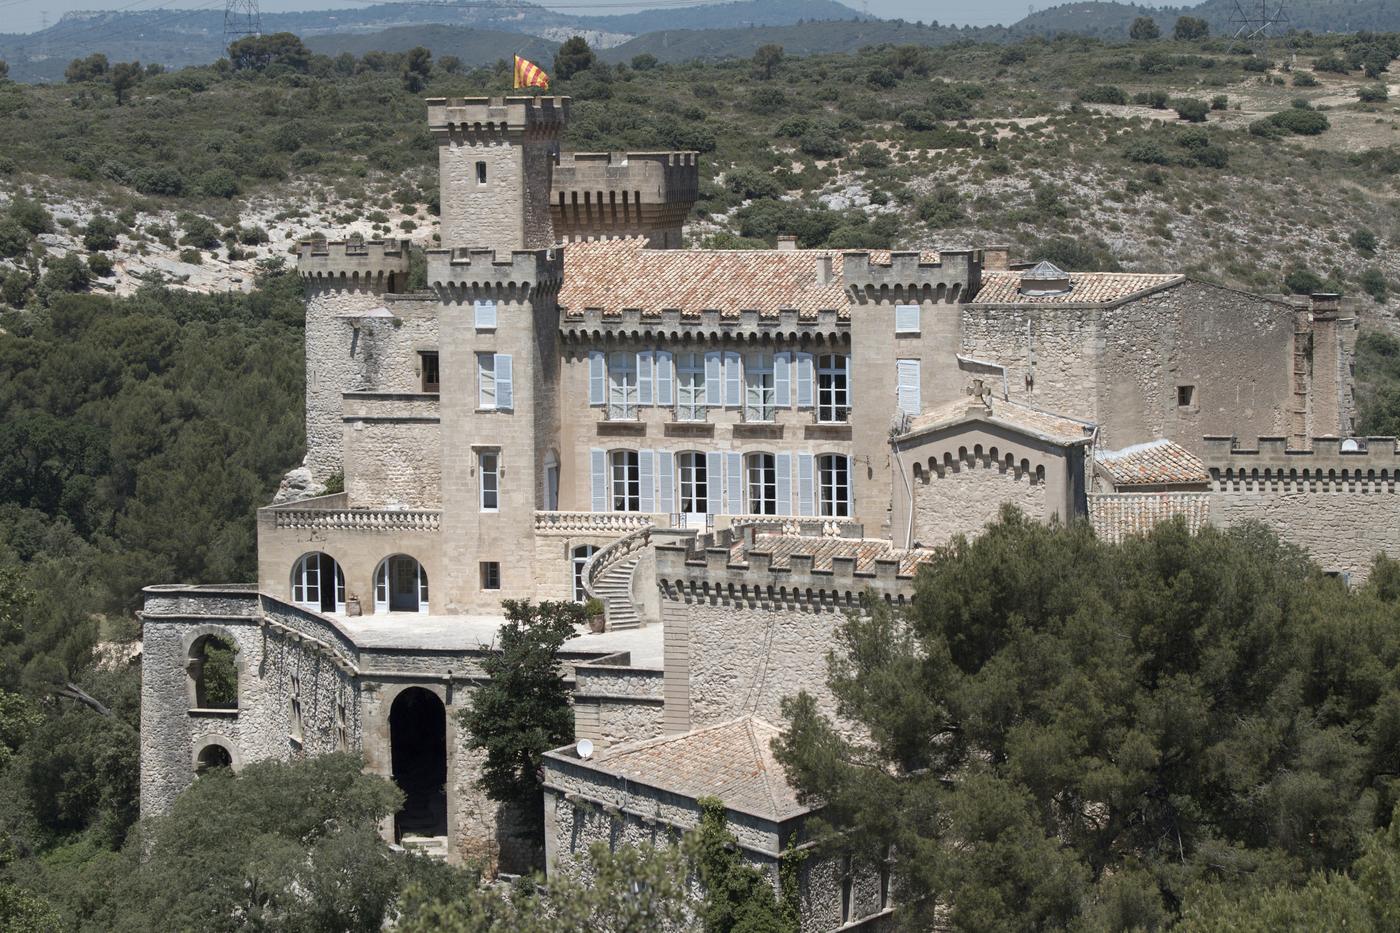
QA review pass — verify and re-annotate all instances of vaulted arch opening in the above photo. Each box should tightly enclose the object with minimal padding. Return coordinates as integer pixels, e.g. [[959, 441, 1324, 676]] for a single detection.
[[374, 555, 429, 614], [389, 687, 447, 839]]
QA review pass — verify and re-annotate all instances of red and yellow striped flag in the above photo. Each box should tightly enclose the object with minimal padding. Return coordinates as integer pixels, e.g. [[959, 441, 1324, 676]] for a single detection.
[[514, 55, 549, 90]]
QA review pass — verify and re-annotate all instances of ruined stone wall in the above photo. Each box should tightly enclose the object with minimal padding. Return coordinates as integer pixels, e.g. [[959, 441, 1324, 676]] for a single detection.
[[911, 455, 1048, 546]]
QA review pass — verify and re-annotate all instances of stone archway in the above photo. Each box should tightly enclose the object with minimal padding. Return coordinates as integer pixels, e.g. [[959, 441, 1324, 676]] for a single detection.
[[389, 687, 447, 840]]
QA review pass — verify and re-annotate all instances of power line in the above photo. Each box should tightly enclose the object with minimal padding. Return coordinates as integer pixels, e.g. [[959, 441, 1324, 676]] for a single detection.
[[224, 0, 261, 49]]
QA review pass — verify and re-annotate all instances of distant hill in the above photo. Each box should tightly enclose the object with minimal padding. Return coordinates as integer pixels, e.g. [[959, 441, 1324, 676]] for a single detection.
[[602, 18, 1005, 63], [1011, 0, 1400, 38], [304, 25, 558, 64]]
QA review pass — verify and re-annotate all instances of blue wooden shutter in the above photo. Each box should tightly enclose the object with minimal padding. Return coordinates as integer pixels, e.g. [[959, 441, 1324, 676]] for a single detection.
[[724, 351, 741, 407], [896, 358, 920, 415], [588, 351, 605, 406], [774, 352, 791, 408], [797, 453, 815, 517], [775, 453, 793, 515], [589, 449, 606, 512], [796, 353, 814, 408], [637, 351, 654, 406], [657, 450, 675, 514], [656, 351, 674, 406], [704, 351, 722, 407], [638, 449, 655, 513], [726, 452, 743, 515], [494, 354, 513, 410], [705, 451, 723, 515], [895, 303, 920, 333], [474, 299, 497, 329], [846, 454, 856, 517]]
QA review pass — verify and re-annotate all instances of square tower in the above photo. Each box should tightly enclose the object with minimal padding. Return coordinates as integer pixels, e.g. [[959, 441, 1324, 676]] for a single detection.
[[426, 96, 570, 252]]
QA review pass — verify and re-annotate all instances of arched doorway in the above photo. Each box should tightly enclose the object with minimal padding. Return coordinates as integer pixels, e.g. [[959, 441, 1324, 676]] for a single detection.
[[389, 687, 447, 839], [374, 555, 429, 614], [291, 552, 346, 613]]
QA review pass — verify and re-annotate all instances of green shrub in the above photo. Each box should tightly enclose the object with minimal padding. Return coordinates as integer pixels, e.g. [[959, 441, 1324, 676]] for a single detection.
[[898, 109, 937, 130], [9, 198, 53, 235], [1079, 85, 1128, 105], [132, 166, 184, 196], [1132, 90, 1169, 109], [798, 124, 845, 159], [236, 225, 269, 245], [1211, 94, 1228, 110], [82, 215, 120, 251], [1284, 266, 1325, 294], [1174, 98, 1209, 122], [178, 247, 203, 265], [1360, 269, 1388, 302], [1126, 141, 1173, 165], [1359, 84, 1389, 103], [1314, 54, 1349, 74], [0, 219, 30, 258], [87, 252, 114, 277], [1242, 57, 1271, 73], [853, 142, 891, 168], [1293, 72, 1319, 87], [178, 214, 220, 249], [1139, 51, 1173, 74], [196, 169, 239, 199], [1350, 229, 1378, 254], [41, 254, 90, 293], [1266, 108, 1330, 135], [916, 186, 964, 227]]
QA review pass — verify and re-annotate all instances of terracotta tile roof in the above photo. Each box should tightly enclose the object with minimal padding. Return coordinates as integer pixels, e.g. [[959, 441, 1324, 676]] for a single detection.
[[1088, 492, 1211, 543], [731, 534, 933, 576], [560, 238, 849, 319], [587, 717, 808, 821], [1096, 439, 1210, 487], [903, 395, 1095, 447], [973, 270, 1183, 305]]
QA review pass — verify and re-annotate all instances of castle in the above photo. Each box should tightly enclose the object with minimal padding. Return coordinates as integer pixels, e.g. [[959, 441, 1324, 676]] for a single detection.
[[141, 95, 1395, 929]]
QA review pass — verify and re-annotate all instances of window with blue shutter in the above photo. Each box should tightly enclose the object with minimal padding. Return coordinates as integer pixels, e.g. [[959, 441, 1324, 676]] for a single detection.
[[588, 351, 606, 406], [724, 352, 742, 408], [637, 351, 654, 406], [775, 453, 793, 515], [589, 449, 606, 512], [896, 358, 920, 415], [895, 303, 920, 334], [656, 351, 674, 406], [494, 354, 513, 410], [796, 353, 814, 408], [797, 453, 815, 517], [657, 450, 675, 514], [726, 452, 743, 515], [774, 352, 791, 408], [638, 450, 655, 513], [474, 299, 497, 329], [704, 352, 722, 407], [705, 451, 723, 515]]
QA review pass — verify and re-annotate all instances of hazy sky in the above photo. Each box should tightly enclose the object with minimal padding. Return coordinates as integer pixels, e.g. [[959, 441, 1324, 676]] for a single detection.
[[4, 0, 1039, 38]]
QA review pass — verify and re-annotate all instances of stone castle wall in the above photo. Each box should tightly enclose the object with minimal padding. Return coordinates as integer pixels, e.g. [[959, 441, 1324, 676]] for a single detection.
[[911, 452, 1049, 546]]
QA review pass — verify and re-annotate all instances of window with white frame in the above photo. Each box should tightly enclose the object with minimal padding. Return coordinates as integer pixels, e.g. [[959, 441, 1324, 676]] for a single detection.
[[571, 545, 597, 602], [817, 354, 850, 423], [675, 351, 705, 421], [477, 353, 496, 408], [818, 453, 851, 517], [744, 352, 776, 422], [479, 449, 499, 511], [677, 452, 708, 514], [746, 453, 777, 515], [610, 450, 640, 511], [608, 352, 638, 420], [291, 552, 345, 614]]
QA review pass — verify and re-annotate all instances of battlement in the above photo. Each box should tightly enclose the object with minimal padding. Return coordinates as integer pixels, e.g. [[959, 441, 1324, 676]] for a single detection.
[[425, 246, 563, 296], [551, 151, 699, 249], [426, 95, 569, 137], [1203, 435, 1400, 488], [297, 238, 411, 283], [843, 249, 981, 304], [654, 523, 927, 606], [559, 306, 849, 343]]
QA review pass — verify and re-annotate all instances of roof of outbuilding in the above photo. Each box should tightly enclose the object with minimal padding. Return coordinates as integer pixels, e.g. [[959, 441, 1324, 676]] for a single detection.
[[901, 394, 1096, 447], [1096, 439, 1210, 487], [559, 238, 850, 319], [973, 270, 1183, 305], [571, 717, 808, 822], [1089, 492, 1212, 543]]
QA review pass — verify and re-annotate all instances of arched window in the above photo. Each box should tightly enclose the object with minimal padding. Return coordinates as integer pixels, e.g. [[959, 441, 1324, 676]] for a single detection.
[[572, 545, 597, 602], [188, 635, 238, 709], [291, 552, 346, 614], [374, 555, 429, 614], [196, 743, 233, 775]]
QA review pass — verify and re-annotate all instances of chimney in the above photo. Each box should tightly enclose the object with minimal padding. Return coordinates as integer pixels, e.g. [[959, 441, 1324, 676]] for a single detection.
[[1311, 292, 1341, 316], [815, 255, 834, 285], [982, 246, 1010, 271], [777, 235, 798, 251]]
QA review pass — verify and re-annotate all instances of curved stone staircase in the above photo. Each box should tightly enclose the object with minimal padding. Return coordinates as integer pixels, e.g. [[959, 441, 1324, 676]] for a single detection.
[[593, 556, 641, 630]]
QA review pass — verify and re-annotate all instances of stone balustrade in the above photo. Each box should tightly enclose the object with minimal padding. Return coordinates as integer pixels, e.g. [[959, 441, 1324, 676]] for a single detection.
[[533, 511, 656, 535], [270, 508, 441, 531]]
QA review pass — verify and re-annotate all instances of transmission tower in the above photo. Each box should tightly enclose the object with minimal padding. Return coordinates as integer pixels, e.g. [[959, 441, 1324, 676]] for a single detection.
[[1228, 0, 1289, 51], [224, 0, 262, 51]]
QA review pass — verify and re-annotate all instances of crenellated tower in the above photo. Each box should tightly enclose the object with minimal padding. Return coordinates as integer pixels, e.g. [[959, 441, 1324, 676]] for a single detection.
[[426, 95, 569, 252], [297, 238, 412, 481]]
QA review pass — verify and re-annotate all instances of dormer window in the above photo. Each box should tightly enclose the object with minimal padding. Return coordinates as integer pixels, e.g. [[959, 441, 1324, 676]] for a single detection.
[[1019, 260, 1073, 297]]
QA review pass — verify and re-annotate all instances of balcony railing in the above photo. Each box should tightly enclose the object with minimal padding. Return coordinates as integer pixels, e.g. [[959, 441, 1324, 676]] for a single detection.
[[533, 511, 656, 535], [271, 509, 441, 531]]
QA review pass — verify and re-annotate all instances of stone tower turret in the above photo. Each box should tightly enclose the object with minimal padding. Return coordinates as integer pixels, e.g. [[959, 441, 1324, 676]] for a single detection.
[[427, 96, 569, 252], [297, 238, 411, 481]]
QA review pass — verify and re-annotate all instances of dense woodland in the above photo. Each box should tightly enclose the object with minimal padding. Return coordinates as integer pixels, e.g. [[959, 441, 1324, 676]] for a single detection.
[[1, 27, 1400, 931]]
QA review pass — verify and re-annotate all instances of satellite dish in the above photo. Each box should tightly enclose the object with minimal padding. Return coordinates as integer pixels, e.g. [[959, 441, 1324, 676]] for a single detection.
[[576, 739, 594, 760]]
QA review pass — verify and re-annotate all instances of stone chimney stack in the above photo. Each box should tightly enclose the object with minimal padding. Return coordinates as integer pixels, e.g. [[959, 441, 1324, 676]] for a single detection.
[[982, 245, 1011, 271], [777, 235, 798, 251]]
